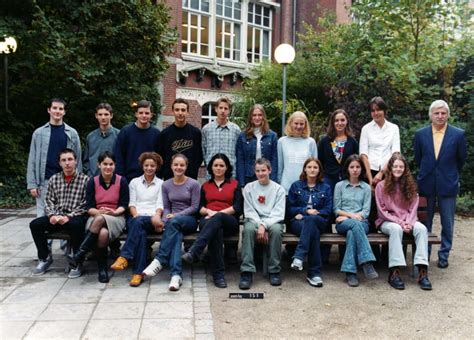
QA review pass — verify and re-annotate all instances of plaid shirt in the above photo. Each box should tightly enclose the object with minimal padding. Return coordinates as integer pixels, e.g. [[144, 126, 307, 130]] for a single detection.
[[202, 120, 241, 176], [45, 171, 89, 218]]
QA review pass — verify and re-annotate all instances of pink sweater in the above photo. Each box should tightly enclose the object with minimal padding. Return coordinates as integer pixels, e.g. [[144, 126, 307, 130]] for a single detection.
[[375, 180, 419, 228]]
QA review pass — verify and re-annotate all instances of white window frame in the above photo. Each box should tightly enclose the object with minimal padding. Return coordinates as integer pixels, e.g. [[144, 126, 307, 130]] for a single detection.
[[181, 0, 273, 65], [201, 102, 217, 126]]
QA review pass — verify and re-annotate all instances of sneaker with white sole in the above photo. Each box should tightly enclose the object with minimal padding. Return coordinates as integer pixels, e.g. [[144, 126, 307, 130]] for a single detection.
[[68, 264, 83, 279], [169, 275, 183, 291], [142, 259, 163, 277], [32, 256, 53, 276], [291, 258, 303, 271], [306, 276, 323, 287]]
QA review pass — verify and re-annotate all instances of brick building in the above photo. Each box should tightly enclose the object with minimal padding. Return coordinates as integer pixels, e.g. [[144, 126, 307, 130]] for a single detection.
[[158, 0, 351, 129]]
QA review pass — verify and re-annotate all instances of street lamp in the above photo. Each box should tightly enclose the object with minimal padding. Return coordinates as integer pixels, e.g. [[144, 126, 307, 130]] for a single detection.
[[0, 36, 18, 113], [274, 43, 295, 135]]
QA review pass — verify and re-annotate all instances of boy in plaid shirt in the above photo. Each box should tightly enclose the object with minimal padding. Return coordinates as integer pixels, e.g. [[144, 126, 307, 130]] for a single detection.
[[29, 148, 89, 277]]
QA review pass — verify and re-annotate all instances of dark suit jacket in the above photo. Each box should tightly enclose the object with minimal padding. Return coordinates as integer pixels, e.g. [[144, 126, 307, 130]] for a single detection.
[[414, 124, 467, 197]]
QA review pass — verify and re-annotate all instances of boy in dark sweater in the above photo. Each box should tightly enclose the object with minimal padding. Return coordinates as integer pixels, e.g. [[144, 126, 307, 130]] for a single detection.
[[158, 98, 202, 180], [115, 100, 161, 182]]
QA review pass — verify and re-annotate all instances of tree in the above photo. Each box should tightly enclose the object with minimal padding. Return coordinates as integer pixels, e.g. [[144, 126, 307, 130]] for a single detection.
[[237, 0, 473, 192], [0, 0, 177, 176]]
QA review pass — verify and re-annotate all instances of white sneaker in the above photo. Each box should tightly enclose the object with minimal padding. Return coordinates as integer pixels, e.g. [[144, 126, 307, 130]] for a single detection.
[[143, 259, 162, 277], [306, 276, 323, 287], [169, 275, 182, 291], [32, 256, 53, 276], [291, 258, 303, 271], [68, 264, 83, 279]]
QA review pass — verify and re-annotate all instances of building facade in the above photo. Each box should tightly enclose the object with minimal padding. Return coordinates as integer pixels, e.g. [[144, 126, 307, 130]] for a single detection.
[[159, 0, 351, 129]]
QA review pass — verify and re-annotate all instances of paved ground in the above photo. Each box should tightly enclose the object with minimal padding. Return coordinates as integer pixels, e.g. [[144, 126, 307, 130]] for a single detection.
[[0, 209, 214, 340], [1, 209, 473, 339]]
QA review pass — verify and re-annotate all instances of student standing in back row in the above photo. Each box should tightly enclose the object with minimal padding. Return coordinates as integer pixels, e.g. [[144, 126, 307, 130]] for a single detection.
[[202, 97, 240, 177], [277, 111, 318, 194], [83, 103, 120, 177], [27, 98, 82, 218], [158, 98, 202, 180], [115, 100, 160, 183]]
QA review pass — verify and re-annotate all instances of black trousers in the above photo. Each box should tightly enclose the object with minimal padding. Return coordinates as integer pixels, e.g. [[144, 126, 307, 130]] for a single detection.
[[29, 215, 87, 260]]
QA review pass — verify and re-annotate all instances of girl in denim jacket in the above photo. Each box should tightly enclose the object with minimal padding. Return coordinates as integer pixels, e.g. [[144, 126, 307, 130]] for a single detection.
[[287, 157, 332, 287], [236, 104, 278, 186]]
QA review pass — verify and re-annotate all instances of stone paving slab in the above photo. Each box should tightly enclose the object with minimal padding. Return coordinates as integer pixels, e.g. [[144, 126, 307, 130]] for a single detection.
[[0, 211, 216, 339]]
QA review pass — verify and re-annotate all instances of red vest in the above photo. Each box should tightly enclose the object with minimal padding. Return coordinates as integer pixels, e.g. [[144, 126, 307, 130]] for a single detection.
[[94, 175, 121, 210]]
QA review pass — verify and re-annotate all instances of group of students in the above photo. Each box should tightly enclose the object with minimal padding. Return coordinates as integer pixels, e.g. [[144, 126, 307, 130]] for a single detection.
[[26, 95, 466, 292]]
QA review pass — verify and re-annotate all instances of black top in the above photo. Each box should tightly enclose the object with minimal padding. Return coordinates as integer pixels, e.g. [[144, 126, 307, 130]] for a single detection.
[[318, 135, 359, 184], [158, 123, 203, 180]]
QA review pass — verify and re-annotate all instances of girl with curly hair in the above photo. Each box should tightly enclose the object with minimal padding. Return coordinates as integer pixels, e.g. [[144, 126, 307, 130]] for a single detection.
[[375, 152, 432, 291]]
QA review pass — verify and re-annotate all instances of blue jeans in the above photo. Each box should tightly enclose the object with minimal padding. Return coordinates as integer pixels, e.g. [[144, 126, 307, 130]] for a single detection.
[[120, 216, 155, 274], [336, 219, 375, 273], [290, 215, 327, 277], [191, 213, 239, 278], [425, 195, 456, 262], [155, 215, 198, 277]]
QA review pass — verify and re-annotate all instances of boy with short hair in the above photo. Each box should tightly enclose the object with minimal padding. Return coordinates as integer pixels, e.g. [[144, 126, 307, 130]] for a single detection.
[[83, 103, 120, 177]]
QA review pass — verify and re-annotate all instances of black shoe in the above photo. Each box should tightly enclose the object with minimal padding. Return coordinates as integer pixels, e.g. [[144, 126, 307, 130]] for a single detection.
[[68, 231, 98, 267], [213, 276, 227, 288], [388, 269, 405, 290], [437, 259, 449, 268], [417, 268, 432, 290], [97, 247, 109, 283], [181, 252, 195, 265], [239, 272, 253, 290], [269, 273, 282, 286]]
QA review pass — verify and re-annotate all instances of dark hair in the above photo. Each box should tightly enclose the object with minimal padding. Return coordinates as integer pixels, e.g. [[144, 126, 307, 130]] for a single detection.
[[383, 152, 418, 203], [58, 148, 76, 160], [254, 157, 271, 171], [136, 100, 153, 112], [368, 96, 388, 113], [139, 152, 163, 169], [244, 104, 269, 138], [215, 97, 232, 110], [326, 109, 354, 140], [299, 157, 324, 183], [50, 98, 66, 108], [96, 103, 113, 114], [343, 154, 366, 180], [207, 153, 233, 180], [171, 153, 189, 166], [98, 151, 115, 163], [172, 98, 189, 111]]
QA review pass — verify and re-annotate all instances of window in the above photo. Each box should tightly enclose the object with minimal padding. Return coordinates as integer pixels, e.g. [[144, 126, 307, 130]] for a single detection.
[[182, 0, 210, 56], [181, 0, 273, 64], [215, 0, 242, 60], [247, 2, 272, 63], [201, 102, 217, 126]]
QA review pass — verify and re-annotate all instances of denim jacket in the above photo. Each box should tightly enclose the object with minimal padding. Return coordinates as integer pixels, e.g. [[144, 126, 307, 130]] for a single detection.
[[27, 122, 82, 190], [236, 129, 278, 185], [287, 180, 333, 218]]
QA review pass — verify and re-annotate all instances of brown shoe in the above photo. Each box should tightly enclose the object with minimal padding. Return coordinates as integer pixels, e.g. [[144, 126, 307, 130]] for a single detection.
[[110, 256, 128, 271], [129, 274, 144, 287]]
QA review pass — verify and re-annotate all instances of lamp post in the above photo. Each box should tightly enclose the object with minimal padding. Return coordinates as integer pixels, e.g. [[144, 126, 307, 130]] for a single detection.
[[274, 43, 295, 135], [0, 36, 18, 113]]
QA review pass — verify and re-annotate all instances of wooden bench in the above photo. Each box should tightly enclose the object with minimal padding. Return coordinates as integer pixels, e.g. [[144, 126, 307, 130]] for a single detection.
[[45, 196, 440, 271]]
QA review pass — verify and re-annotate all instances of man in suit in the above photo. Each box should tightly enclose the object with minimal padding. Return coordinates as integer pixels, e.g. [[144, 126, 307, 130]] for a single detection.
[[414, 100, 467, 268]]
